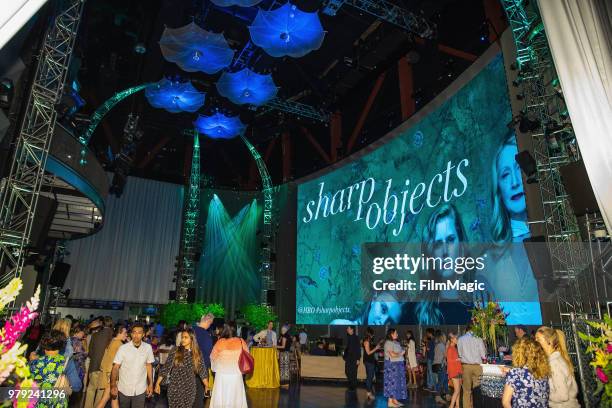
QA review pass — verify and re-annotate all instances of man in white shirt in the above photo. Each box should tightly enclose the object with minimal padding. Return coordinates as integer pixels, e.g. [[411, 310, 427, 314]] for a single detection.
[[110, 323, 154, 408], [298, 328, 308, 352], [253, 320, 277, 346]]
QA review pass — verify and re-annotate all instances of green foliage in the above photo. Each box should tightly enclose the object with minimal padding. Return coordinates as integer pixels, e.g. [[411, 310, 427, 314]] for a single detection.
[[578, 314, 612, 407], [241, 303, 277, 331], [160, 302, 225, 328]]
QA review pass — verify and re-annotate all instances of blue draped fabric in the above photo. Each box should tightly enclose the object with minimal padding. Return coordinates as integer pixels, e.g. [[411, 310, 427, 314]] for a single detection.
[[194, 113, 246, 139], [249, 3, 326, 58], [160, 22, 234, 74], [145, 79, 205, 113], [216, 68, 278, 106]]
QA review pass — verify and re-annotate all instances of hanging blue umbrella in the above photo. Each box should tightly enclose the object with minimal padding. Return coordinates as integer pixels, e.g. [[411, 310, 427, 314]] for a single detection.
[[194, 113, 246, 139], [216, 68, 278, 106], [160, 22, 235, 74], [145, 78, 206, 113], [210, 0, 263, 6], [249, 3, 325, 58]]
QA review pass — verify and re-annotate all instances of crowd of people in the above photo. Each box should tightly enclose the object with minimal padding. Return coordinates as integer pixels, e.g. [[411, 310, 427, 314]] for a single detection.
[[20, 313, 582, 408], [346, 322, 581, 408], [22, 314, 308, 408]]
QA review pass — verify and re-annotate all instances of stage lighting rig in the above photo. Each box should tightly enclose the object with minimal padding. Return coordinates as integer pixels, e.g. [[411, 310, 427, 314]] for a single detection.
[[322, 0, 436, 39], [109, 114, 143, 197]]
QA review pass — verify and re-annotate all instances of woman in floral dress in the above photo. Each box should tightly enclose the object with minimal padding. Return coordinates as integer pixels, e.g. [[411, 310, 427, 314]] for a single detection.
[[29, 330, 82, 408], [502, 337, 550, 408]]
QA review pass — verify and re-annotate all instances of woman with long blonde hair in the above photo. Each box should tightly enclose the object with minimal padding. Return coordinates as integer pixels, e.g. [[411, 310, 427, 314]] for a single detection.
[[502, 337, 550, 408], [535, 327, 580, 407], [52, 318, 74, 361]]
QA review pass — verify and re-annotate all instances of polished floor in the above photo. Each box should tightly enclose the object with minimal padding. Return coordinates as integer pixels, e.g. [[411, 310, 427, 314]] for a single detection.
[[237, 384, 440, 408]]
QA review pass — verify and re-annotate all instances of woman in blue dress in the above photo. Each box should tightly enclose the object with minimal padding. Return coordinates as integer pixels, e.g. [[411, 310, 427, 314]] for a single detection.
[[502, 337, 550, 408], [383, 328, 407, 407]]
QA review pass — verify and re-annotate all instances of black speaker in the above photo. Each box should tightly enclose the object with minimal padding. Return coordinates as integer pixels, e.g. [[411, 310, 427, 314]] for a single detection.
[[187, 288, 196, 303], [48, 262, 70, 287], [515, 151, 537, 183], [168, 290, 177, 301], [523, 236, 555, 292], [266, 289, 276, 307], [30, 196, 58, 249], [560, 160, 598, 216]]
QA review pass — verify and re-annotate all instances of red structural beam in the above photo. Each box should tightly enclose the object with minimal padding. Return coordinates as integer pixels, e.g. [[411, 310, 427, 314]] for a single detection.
[[330, 111, 342, 162], [346, 72, 386, 154], [415, 38, 478, 62], [483, 0, 508, 43], [263, 137, 277, 163], [436, 44, 478, 62], [281, 131, 292, 182], [301, 127, 331, 164], [136, 135, 171, 169], [398, 56, 415, 121]]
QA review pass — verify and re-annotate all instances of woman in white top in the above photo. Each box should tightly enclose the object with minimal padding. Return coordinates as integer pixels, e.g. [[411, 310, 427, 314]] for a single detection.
[[210, 323, 250, 408], [404, 331, 418, 388], [535, 327, 580, 408]]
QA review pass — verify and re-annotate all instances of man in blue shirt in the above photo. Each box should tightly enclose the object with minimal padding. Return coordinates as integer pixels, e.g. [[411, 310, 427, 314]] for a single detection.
[[194, 313, 214, 366], [194, 313, 215, 399]]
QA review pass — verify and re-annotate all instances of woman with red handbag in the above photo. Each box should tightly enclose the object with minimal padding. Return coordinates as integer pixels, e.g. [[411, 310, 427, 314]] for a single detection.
[[209, 323, 249, 408]]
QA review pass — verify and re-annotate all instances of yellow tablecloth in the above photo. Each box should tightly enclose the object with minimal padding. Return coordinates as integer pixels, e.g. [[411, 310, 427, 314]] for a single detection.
[[245, 347, 280, 388]]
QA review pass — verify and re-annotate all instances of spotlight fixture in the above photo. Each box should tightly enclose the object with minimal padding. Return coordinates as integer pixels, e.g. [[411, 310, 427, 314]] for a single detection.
[[134, 42, 147, 54], [0, 78, 14, 108], [518, 113, 540, 133], [515, 150, 538, 184]]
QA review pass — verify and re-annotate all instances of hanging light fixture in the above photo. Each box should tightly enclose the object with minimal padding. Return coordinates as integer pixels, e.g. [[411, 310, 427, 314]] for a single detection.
[[249, 3, 326, 58], [210, 0, 263, 6], [216, 68, 278, 106], [160, 22, 235, 74], [145, 78, 206, 113], [194, 113, 246, 139]]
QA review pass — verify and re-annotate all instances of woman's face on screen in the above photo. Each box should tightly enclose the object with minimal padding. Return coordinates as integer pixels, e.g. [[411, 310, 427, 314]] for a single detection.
[[433, 216, 460, 277], [368, 293, 402, 325], [497, 144, 526, 217]]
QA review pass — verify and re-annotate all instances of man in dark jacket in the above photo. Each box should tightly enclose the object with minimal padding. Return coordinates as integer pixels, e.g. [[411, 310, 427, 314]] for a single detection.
[[344, 325, 361, 390]]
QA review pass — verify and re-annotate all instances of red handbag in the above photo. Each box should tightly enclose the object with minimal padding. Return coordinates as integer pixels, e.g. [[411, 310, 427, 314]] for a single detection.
[[238, 349, 254, 374]]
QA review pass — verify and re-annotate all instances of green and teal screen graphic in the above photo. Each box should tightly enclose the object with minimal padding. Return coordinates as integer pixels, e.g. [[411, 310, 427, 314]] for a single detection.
[[296, 54, 542, 326]]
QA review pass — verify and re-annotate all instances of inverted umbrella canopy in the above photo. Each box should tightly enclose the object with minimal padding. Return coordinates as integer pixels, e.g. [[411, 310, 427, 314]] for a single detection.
[[194, 113, 246, 139], [249, 3, 325, 58], [145, 79, 206, 113], [210, 0, 263, 6], [216, 68, 278, 106], [160, 22, 235, 74]]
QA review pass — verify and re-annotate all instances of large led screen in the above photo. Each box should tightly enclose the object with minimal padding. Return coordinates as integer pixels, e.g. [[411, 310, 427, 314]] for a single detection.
[[296, 54, 542, 326]]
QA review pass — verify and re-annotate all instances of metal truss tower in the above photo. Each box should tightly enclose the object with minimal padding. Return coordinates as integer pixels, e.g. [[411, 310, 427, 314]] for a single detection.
[[322, 0, 435, 39], [0, 0, 85, 288], [176, 132, 201, 303], [240, 135, 275, 306], [501, 1, 587, 315]]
